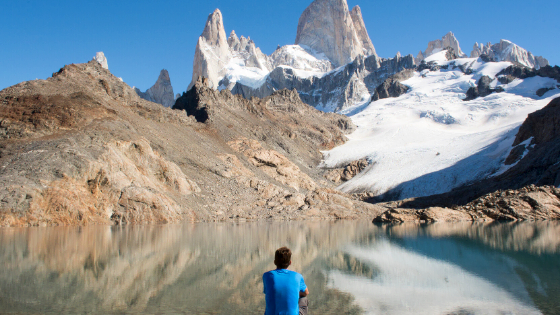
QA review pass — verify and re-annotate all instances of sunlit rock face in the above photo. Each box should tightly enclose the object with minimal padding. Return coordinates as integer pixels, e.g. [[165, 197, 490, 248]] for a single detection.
[[349, 5, 376, 57], [295, 0, 366, 67], [189, 9, 231, 90]]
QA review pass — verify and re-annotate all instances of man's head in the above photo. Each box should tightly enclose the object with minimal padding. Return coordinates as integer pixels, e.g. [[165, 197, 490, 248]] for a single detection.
[[274, 247, 292, 269]]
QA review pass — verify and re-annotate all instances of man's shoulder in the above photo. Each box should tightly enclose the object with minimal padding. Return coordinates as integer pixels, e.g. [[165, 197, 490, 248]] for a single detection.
[[262, 269, 302, 277]]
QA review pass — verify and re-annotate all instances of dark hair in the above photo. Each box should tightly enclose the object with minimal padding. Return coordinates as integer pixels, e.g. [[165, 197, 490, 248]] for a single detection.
[[275, 247, 291, 269]]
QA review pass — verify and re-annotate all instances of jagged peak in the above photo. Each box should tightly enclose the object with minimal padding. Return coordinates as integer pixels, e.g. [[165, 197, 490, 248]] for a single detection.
[[470, 39, 549, 69], [201, 8, 228, 48], [295, 0, 365, 66], [158, 69, 170, 81], [349, 5, 377, 57], [416, 31, 466, 63]]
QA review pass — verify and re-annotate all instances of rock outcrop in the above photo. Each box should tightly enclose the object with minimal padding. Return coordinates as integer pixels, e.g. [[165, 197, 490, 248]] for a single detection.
[[374, 185, 560, 223], [497, 64, 560, 85], [93, 52, 108, 70], [324, 158, 369, 183], [415, 32, 466, 64], [189, 9, 231, 90], [471, 40, 549, 69], [370, 69, 414, 102], [135, 69, 175, 107], [295, 0, 371, 67], [463, 75, 504, 101]]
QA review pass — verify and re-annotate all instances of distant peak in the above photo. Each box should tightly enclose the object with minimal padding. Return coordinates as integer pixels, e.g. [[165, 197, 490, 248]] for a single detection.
[[158, 69, 170, 81], [416, 32, 466, 63], [93, 52, 108, 70]]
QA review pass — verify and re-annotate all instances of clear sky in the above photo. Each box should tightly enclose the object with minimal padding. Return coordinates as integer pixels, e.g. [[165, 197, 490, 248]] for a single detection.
[[2, 0, 559, 94]]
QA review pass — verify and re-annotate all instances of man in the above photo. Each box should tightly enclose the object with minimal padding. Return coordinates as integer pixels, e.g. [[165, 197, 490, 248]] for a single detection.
[[263, 247, 309, 315]]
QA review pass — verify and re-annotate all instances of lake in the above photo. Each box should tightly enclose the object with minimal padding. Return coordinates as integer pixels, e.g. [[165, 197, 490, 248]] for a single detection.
[[0, 221, 558, 314]]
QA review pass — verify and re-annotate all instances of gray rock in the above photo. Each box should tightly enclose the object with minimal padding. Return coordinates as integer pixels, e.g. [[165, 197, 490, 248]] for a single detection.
[[463, 75, 504, 101], [497, 65, 560, 84], [537, 87, 555, 97], [371, 70, 412, 102], [135, 69, 175, 107]]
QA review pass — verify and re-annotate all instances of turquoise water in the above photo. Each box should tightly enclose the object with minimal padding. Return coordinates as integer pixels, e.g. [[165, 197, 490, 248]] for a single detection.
[[0, 221, 558, 314]]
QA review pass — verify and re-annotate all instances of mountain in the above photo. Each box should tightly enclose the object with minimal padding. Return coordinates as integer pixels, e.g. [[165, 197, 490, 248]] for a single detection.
[[188, 0, 413, 112], [0, 60, 384, 227], [135, 69, 175, 107], [322, 49, 560, 202], [189, 9, 231, 90], [295, 0, 375, 67], [470, 40, 549, 69], [415, 32, 466, 64]]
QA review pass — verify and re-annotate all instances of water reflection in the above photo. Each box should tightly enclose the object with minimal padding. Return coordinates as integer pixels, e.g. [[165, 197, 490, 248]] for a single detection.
[[0, 221, 558, 314]]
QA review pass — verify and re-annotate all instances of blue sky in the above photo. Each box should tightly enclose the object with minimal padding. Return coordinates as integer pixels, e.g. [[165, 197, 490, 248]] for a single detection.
[[2, 0, 559, 94]]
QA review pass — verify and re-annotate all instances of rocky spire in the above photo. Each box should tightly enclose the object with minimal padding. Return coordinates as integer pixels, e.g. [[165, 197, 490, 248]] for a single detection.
[[188, 9, 232, 90], [295, 0, 365, 67], [416, 32, 466, 63], [350, 5, 376, 57], [135, 69, 175, 108], [93, 52, 108, 70]]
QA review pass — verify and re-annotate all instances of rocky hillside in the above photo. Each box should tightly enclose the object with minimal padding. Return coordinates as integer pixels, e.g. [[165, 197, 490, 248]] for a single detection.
[[0, 61, 386, 227]]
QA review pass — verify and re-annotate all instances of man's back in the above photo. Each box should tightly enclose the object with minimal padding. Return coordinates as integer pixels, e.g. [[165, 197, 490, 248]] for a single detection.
[[263, 269, 307, 315]]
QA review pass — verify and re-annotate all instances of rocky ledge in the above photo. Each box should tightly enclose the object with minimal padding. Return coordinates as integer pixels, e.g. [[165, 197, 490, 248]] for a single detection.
[[374, 185, 560, 223]]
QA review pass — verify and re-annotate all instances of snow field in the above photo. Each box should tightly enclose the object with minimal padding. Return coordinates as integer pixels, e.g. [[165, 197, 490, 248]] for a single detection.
[[323, 53, 560, 199]]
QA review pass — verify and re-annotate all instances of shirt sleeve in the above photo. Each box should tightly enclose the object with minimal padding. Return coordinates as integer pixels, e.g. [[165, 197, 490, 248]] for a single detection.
[[299, 274, 307, 292]]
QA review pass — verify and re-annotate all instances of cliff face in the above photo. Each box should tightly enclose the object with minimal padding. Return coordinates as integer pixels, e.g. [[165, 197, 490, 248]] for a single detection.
[[0, 61, 385, 227], [295, 0, 366, 67], [189, 9, 231, 90]]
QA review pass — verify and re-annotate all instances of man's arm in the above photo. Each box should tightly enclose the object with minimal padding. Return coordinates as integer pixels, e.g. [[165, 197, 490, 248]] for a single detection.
[[299, 287, 309, 297]]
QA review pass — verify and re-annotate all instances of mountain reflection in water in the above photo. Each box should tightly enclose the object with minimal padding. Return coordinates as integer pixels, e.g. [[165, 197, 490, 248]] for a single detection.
[[0, 221, 558, 314]]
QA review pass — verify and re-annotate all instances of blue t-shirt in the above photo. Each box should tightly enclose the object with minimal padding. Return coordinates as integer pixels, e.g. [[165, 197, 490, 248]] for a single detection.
[[263, 269, 307, 315]]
